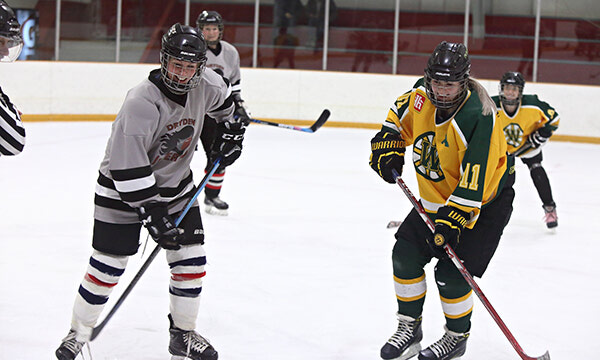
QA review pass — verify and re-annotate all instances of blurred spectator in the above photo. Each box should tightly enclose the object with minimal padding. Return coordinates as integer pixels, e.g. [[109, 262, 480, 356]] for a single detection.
[[273, 0, 304, 36], [273, 27, 299, 68], [306, 0, 337, 49]]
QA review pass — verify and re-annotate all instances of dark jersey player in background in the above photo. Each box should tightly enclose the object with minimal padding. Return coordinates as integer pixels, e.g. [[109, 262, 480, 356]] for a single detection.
[[369, 41, 514, 360], [55, 24, 245, 360], [493, 71, 560, 229], [0, 0, 25, 156], [196, 10, 251, 216]]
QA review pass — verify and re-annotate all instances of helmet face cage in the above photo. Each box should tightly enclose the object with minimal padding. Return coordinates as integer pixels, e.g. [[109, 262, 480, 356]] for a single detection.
[[499, 71, 525, 106], [424, 41, 471, 109], [0, 2, 23, 62], [160, 23, 207, 95], [196, 10, 223, 46]]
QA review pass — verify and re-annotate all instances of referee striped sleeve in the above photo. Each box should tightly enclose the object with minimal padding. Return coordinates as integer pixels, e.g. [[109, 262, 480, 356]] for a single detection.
[[0, 95, 25, 156]]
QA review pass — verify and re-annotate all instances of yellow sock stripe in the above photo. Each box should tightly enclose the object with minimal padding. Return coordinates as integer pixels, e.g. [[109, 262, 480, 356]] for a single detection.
[[394, 274, 427, 302], [440, 290, 474, 319], [444, 305, 474, 319]]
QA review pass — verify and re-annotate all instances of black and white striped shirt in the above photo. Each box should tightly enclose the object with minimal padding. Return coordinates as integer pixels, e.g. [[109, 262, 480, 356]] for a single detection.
[[0, 86, 25, 156]]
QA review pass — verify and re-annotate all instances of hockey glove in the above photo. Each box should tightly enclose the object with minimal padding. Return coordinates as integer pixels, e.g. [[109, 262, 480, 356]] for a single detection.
[[369, 130, 406, 183], [233, 99, 251, 126], [427, 206, 469, 259], [528, 127, 552, 148], [137, 201, 184, 250], [210, 120, 245, 170]]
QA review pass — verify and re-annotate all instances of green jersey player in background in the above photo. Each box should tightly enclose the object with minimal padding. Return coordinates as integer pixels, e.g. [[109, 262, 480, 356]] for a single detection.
[[493, 71, 560, 229]]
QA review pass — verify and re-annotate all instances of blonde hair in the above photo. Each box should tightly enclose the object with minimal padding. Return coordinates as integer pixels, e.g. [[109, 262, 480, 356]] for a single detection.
[[468, 78, 496, 116]]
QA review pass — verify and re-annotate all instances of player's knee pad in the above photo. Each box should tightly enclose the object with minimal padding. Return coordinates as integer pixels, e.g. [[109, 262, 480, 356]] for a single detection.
[[167, 244, 206, 298], [78, 250, 128, 305]]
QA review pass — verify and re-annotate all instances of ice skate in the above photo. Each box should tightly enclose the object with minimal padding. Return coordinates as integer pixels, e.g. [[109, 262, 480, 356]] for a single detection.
[[55, 329, 86, 360], [204, 196, 228, 216], [168, 314, 218, 360], [543, 204, 558, 229], [380, 313, 423, 360], [418, 326, 469, 360]]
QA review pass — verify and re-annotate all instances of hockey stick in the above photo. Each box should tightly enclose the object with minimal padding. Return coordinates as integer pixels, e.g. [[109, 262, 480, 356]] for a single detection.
[[391, 169, 550, 360], [90, 157, 222, 341], [512, 142, 534, 157], [249, 109, 330, 133]]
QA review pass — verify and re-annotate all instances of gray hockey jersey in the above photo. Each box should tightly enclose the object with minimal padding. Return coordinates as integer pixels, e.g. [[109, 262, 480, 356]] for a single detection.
[[205, 40, 241, 95], [94, 68, 234, 224], [0, 86, 25, 156]]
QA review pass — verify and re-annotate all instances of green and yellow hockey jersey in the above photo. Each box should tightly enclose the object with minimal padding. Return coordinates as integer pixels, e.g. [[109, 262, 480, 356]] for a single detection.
[[492, 94, 560, 156], [381, 78, 510, 227]]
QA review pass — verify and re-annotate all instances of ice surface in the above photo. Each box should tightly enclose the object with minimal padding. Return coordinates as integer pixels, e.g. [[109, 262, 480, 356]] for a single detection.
[[0, 122, 598, 359]]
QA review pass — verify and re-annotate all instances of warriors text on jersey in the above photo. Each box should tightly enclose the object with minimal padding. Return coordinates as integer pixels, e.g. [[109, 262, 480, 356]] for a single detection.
[[94, 68, 234, 224], [205, 40, 241, 95], [492, 94, 560, 156], [381, 78, 511, 227], [0, 86, 25, 155]]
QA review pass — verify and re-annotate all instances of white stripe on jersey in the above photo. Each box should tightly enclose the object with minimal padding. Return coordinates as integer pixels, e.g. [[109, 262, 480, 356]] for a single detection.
[[95, 183, 121, 200], [113, 174, 156, 193]]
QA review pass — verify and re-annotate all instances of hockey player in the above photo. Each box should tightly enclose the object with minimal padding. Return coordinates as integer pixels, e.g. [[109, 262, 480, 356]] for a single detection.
[[493, 71, 560, 229], [55, 23, 245, 360], [0, 0, 25, 156], [196, 10, 250, 216], [370, 41, 515, 360]]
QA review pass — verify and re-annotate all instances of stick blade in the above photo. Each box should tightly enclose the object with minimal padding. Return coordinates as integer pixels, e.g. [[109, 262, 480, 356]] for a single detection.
[[534, 351, 551, 360], [309, 109, 331, 132]]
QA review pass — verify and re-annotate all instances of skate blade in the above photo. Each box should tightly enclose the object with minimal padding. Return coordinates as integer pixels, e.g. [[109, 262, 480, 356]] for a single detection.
[[171, 356, 191, 360], [204, 205, 228, 216], [396, 343, 421, 360]]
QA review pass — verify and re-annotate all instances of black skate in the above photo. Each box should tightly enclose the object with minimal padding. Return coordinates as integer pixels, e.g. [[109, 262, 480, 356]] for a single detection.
[[418, 326, 469, 360], [168, 314, 218, 360], [380, 313, 423, 360], [543, 204, 558, 229], [55, 329, 86, 360], [204, 196, 229, 216]]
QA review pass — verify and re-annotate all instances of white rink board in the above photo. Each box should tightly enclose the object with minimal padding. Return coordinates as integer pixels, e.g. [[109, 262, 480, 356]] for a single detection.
[[0, 61, 599, 137]]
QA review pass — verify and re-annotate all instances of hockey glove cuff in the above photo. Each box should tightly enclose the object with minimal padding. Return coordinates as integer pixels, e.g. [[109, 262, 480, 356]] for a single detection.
[[369, 131, 406, 183], [528, 128, 552, 148], [427, 206, 469, 259], [137, 201, 184, 250]]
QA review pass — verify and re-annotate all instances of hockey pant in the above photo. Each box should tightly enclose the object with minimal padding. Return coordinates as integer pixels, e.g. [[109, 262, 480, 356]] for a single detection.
[[200, 115, 226, 199], [70, 244, 207, 340]]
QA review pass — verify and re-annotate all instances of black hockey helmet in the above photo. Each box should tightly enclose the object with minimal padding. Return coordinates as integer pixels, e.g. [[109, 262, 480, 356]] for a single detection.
[[160, 23, 207, 94], [424, 41, 471, 109], [0, 0, 23, 62], [196, 10, 223, 45], [499, 71, 525, 106]]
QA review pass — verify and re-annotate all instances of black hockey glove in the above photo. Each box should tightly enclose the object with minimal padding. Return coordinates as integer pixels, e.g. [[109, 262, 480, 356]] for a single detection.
[[369, 130, 406, 183], [234, 100, 251, 127], [137, 202, 184, 250], [528, 127, 552, 148], [210, 120, 245, 170], [426, 206, 469, 259]]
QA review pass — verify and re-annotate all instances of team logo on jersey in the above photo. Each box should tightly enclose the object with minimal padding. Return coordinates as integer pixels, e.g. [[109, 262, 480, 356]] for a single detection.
[[414, 94, 425, 112], [413, 132, 444, 181], [503, 123, 524, 147], [151, 125, 195, 164]]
